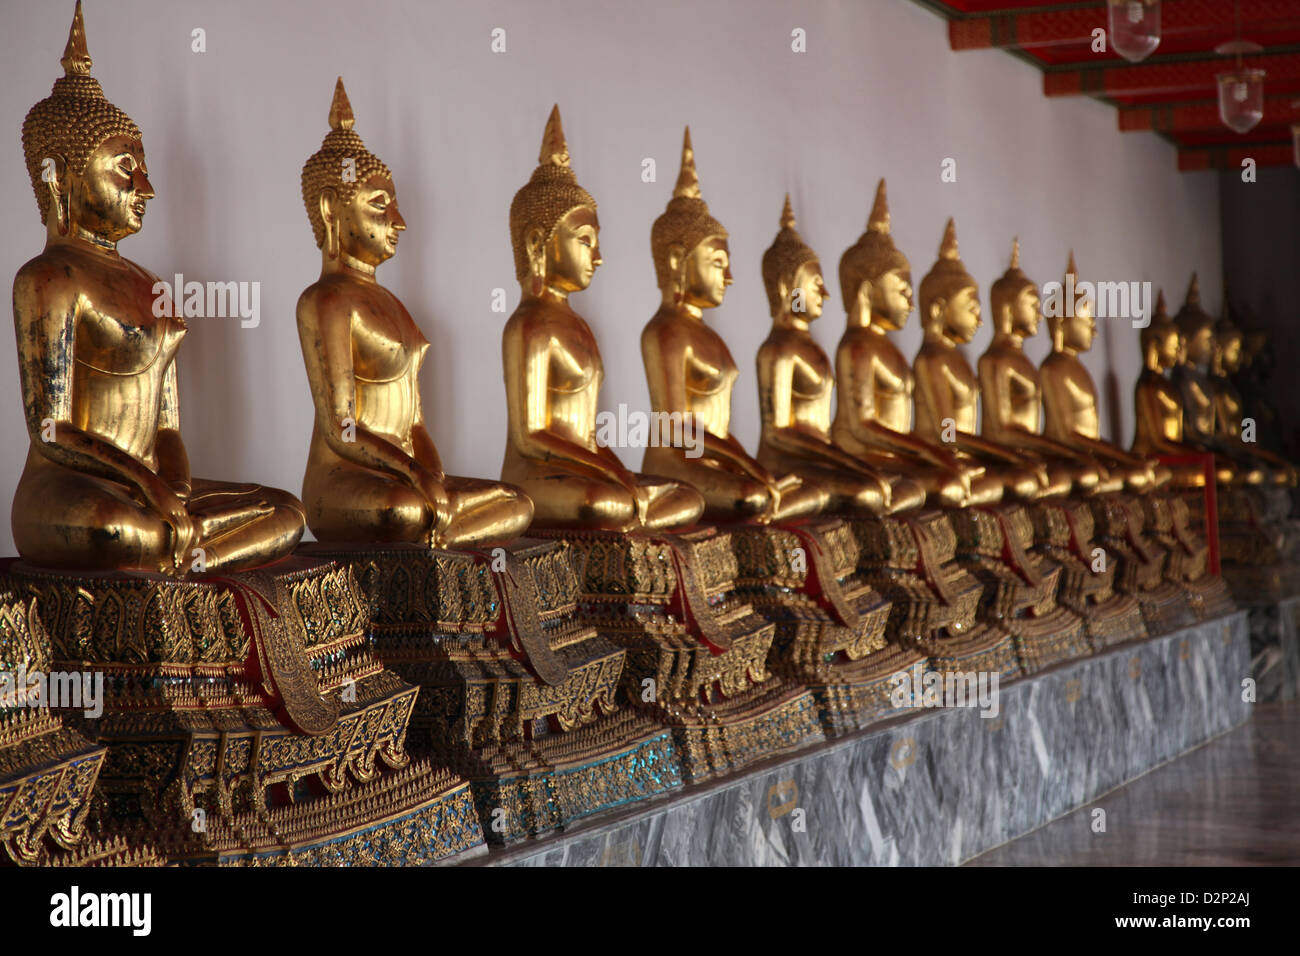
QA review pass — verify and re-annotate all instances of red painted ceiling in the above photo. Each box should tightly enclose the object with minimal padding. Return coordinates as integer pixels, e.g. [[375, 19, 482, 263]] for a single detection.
[[913, 0, 1300, 170]]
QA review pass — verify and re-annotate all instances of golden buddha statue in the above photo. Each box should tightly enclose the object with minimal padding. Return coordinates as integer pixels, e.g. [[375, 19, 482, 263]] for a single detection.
[[12, 1, 304, 575], [978, 239, 1106, 494], [1211, 298, 1296, 484], [913, 222, 1074, 501], [830, 181, 1000, 508], [499, 117, 827, 778], [1171, 273, 1222, 444], [971, 240, 1158, 648], [754, 195, 926, 515], [1147, 281, 1279, 608], [297, 79, 533, 547], [1210, 297, 1245, 441], [641, 131, 825, 522], [1039, 253, 1163, 493], [1235, 329, 1281, 453], [1133, 290, 1239, 487], [1036, 256, 1217, 634], [1172, 274, 1279, 485], [3, 5, 481, 867], [502, 107, 704, 531], [293, 92, 682, 841]]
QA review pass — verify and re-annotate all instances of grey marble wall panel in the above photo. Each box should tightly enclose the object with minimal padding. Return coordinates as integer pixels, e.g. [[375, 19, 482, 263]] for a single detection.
[[483, 611, 1250, 867], [1246, 597, 1300, 702]]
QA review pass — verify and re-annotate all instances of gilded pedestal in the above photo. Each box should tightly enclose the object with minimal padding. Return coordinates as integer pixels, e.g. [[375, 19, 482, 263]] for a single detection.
[[302, 539, 679, 844], [1087, 495, 1195, 634], [948, 505, 1084, 676], [2, 557, 481, 865], [728, 518, 902, 735], [1205, 486, 1300, 602], [1027, 498, 1149, 654], [1141, 492, 1236, 619], [535, 527, 824, 783], [853, 510, 983, 645], [0, 585, 116, 865]]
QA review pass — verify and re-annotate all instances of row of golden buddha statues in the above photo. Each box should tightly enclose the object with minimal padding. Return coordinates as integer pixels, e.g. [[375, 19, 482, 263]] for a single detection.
[[2, 3, 1289, 866]]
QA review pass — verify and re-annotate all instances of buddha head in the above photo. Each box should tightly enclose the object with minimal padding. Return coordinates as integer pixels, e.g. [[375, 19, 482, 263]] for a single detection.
[[1173, 273, 1215, 367], [1215, 295, 1245, 375], [1047, 252, 1096, 354], [651, 127, 731, 313], [22, 2, 150, 245], [762, 196, 826, 324], [989, 238, 1041, 341], [301, 78, 403, 270], [510, 105, 600, 298], [1140, 290, 1182, 372], [1243, 330, 1269, 375], [918, 219, 981, 345], [839, 179, 913, 332]]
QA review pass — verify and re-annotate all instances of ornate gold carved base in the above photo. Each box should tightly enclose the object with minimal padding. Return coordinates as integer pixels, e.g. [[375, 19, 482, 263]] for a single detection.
[[805, 642, 929, 735], [1143, 495, 1207, 580], [463, 709, 679, 843], [1220, 563, 1300, 604], [728, 519, 904, 735], [851, 508, 1024, 681], [945, 503, 1090, 677], [1181, 574, 1237, 620], [39, 835, 163, 867], [0, 585, 112, 866], [1142, 493, 1237, 621], [908, 621, 1022, 683], [533, 527, 824, 781], [1189, 487, 1300, 603], [663, 677, 824, 781], [1008, 607, 1095, 672], [1134, 579, 1197, 635], [852, 510, 983, 643], [1087, 494, 1197, 635], [300, 540, 680, 844], [1, 710, 106, 866], [1028, 499, 1149, 654], [2, 557, 482, 865]]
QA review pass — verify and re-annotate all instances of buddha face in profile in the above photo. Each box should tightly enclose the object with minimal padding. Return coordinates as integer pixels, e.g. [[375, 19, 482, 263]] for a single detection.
[[530, 206, 601, 295], [1183, 322, 1214, 365], [1153, 325, 1182, 371], [1063, 295, 1096, 352], [935, 284, 981, 344], [57, 132, 153, 242], [324, 173, 405, 267], [790, 261, 828, 321], [869, 267, 913, 331], [677, 236, 731, 309], [1011, 286, 1043, 339], [1218, 329, 1244, 374]]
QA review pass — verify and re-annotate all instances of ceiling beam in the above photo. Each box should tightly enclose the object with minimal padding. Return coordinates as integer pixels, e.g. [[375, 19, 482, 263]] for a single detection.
[[950, 0, 1300, 53], [946, 0, 1300, 51], [1119, 91, 1300, 132], [1177, 140, 1295, 170], [1044, 47, 1300, 97]]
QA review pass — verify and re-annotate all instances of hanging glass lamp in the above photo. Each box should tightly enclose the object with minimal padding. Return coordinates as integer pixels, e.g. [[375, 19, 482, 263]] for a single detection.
[[1108, 0, 1161, 63], [1216, 68, 1266, 134]]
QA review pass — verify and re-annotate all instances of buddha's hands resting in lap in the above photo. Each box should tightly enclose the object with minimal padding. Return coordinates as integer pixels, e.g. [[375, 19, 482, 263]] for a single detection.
[[953, 458, 987, 499], [588, 445, 652, 525], [140, 478, 198, 574], [765, 473, 804, 523], [632, 483, 653, 526], [414, 470, 456, 544]]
